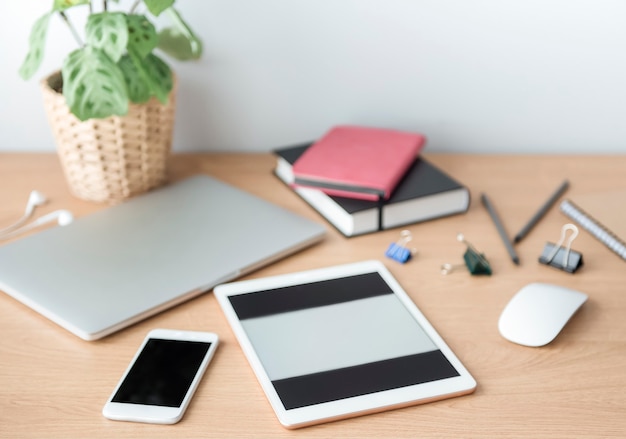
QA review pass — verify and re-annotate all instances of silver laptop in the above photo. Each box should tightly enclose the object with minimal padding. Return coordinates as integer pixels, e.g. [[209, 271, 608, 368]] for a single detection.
[[0, 175, 325, 340]]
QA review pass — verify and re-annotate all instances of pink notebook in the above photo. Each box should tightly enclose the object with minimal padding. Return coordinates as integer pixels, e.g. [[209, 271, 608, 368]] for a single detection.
[[292, 126, 426, 201]]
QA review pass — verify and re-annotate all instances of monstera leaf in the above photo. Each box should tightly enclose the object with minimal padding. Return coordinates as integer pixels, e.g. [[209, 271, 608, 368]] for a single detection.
[[85, 12, 128, 63], [117, 54, 152, 104], [19, 1, 91, 81], [143, 0, 175, 16], [158, 8, 202, 60], [18, 12, 52, 80], [126, 14, 158, 59], [53, 0, 90, 11], [62, 47, 129, 120], [128, 50, 172, 104]]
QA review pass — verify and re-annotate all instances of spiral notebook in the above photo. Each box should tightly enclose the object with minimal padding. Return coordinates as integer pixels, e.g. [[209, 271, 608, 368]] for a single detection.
[[560, 190, 626, 261]]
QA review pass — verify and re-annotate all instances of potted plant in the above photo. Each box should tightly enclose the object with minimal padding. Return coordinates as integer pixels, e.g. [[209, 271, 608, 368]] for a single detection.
[[19, 0, 202, 203]]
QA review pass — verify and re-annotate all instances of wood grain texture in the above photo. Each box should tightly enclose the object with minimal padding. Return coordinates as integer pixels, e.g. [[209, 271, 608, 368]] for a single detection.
[[0, 153, 624, 438]]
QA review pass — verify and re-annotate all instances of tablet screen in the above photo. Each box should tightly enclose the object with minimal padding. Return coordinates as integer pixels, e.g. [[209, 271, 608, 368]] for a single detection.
[[227, 271, 460, 410]]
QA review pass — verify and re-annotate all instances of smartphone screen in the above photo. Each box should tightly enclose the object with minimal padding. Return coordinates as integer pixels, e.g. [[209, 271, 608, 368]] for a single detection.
[[111, 338, 212, 407], [103, 330, 219, 424]]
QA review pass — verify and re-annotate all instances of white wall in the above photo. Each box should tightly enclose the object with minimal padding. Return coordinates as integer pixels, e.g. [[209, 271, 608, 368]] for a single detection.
[[2, 0, 626, 153]]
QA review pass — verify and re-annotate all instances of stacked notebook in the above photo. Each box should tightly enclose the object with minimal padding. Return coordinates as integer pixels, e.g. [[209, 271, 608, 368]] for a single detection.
[[274, 126, 470, 237], [291, 126, 426, 201]]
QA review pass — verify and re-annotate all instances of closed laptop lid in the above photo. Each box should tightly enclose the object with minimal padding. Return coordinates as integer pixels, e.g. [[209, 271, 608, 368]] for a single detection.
[[0, 175, 325, 340]]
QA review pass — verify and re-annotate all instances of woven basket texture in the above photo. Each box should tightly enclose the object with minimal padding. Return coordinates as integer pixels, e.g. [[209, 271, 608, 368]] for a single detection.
[[41, 71, 176, 203]]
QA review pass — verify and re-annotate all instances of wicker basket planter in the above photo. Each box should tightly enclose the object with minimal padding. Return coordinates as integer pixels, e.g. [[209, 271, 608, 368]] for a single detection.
[[41, 71, 176, 203]]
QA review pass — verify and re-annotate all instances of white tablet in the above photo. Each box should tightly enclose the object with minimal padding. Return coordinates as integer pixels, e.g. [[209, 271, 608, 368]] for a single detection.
[[214, 260, 476, 428]]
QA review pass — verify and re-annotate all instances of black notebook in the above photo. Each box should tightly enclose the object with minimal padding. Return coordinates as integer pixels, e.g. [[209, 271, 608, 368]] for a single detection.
[[275, 143, 470, 237]]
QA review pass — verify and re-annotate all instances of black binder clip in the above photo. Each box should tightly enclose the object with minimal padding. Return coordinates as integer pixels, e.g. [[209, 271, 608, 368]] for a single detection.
[[539, 224, 583, 273], [441, 233, 492, 275], [385, 230, 416, 263]]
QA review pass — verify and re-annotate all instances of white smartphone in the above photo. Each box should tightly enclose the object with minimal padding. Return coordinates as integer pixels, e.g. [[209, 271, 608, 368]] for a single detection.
[[102, 329, 219, 424]]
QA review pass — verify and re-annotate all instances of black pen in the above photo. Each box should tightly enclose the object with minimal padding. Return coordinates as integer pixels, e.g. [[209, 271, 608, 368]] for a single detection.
[[513, 180, 569, 243], [481, 193, 520, 265]]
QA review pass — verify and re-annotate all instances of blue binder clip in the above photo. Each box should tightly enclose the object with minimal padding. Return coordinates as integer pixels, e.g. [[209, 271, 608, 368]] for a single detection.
[[385, 230, 416, 263]]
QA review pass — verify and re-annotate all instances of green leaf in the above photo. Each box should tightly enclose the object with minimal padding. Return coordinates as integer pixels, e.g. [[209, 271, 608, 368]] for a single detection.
[[143, 0, 175, 17], [118, 54, 151, 103], [62, 47, 129, 120], [85, 12, 128, 63], [18, 12, 52, 80], [126, 14, 158, 59], [53, 0, 90, 12], [158, 27, 200, 61], [128, 50, 172, 104], [157, 8, 202, 60]]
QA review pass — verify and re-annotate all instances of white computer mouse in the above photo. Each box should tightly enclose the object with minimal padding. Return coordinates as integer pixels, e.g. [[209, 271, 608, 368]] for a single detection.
[[498, 283, 588, 347]]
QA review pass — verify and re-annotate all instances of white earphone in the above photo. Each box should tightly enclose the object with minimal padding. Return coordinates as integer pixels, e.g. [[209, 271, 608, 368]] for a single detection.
[[0, 190, 48, 234], [0, 210, 74, 241]]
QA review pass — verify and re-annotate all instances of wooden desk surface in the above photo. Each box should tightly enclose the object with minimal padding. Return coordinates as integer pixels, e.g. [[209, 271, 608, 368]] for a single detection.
[[1, 153, 625, 438]]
